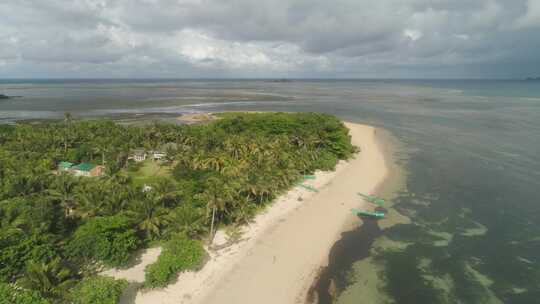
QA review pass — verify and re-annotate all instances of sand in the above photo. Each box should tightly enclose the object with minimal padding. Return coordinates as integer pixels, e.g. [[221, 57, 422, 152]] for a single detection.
[[108, 122, 388, 304], [101, 247, 162, 283], [177, 113, 218, 124]]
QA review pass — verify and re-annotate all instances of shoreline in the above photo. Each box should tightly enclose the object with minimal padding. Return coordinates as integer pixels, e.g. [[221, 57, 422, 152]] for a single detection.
[[308, 127, 408, 303], [109, 122, 389, 304]]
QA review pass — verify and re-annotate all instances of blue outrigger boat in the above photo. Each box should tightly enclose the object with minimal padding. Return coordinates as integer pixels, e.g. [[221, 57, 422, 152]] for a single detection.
[[298, 184, 319, 192], [357, 192, 386, 206], [351, 208, 385, 218]]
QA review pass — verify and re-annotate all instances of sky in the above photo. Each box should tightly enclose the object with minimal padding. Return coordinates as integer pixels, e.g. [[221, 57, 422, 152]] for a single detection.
[[1, 0, 539, 79]]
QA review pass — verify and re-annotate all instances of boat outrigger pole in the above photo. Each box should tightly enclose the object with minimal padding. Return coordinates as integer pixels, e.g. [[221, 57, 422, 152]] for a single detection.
[[351, 208, 385, 218], [357, 193, 385, 206], [299, 184, 319, 192]]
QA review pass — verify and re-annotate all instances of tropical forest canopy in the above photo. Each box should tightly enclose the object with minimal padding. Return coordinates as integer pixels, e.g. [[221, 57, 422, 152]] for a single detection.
[[0, 112, 355, 303]]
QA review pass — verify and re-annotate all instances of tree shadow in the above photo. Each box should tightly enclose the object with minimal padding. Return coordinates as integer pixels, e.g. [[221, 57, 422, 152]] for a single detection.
[[120, 282, 143, 304]]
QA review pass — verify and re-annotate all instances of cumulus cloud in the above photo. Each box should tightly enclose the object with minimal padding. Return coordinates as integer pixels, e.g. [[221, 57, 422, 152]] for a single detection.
[[0, 0, 538, 78], [514, 0, 540, 29]]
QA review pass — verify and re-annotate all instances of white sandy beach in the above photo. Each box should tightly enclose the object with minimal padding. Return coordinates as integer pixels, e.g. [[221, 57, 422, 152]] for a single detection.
[[106, 122, 388, 304]]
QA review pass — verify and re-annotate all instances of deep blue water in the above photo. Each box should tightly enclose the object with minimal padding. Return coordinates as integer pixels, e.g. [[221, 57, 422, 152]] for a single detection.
[[1, 79, 539, 303]]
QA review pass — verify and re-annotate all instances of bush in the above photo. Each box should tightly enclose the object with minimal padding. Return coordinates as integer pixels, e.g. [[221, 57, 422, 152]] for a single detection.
[[0, 230, 59, 282], [144, 235, 205, 288], [70, 276, 128, 304], [311, 151, 339, 171], [0, 282, 50, 304], [67, 215, 140, 267]]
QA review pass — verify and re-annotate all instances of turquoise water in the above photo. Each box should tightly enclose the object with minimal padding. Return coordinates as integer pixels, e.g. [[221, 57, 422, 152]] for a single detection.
[[1, 79, 539, 303]]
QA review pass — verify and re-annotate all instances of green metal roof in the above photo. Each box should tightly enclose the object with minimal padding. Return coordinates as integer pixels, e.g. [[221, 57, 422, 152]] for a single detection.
[[72, 163, 97, 172], [59, 161, 73, 169]]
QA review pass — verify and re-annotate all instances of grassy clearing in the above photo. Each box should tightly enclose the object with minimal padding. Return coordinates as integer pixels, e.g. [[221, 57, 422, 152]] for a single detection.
[[127, 160, 173, 186]]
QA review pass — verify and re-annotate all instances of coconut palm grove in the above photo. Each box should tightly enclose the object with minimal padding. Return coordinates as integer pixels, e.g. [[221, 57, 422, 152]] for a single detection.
[[0, 112, 356, 303]]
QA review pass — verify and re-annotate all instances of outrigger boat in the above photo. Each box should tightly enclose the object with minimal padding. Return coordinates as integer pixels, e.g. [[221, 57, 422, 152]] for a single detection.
[[299, 184, 319, 192], [357, 192, 385, 206], [302, 175, 316, 180], [351, 208, 385, 218]]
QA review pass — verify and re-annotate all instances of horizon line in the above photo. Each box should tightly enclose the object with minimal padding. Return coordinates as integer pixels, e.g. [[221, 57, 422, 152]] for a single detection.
[[0, 77, 531, 81]]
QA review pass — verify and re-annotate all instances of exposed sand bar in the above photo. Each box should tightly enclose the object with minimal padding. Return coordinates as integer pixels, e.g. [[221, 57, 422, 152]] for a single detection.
[[114, 122, 388, 304]]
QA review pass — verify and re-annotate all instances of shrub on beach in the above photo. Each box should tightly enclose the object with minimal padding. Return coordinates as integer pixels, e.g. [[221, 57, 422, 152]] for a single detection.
[[70, 276, 128, 304], [67, 215, 140, 267], [144, 235, 206, 288]]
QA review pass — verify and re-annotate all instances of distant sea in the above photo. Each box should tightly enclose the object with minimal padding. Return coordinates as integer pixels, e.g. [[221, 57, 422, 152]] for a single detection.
[[1, 79, 539, 303]]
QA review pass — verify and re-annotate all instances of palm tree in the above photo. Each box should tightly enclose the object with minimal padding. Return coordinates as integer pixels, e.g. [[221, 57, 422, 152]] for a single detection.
[[0, 198, 28, 231], [18, 258, 75, 300], [196, 176, 237, 244], [103, 187, 132, 215], [74, 181, 109, 218], [129, 193, 167, 240], [230, 196, 255, 226], [165, 204, 207, 238], [93, 138, 109, 166], [63, 112, 72, 153], [202, 153, 230, 173], [47, 174, 77, 218]]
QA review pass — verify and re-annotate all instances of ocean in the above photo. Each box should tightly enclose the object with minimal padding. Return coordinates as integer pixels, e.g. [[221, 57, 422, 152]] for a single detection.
[[1, 79, 539, 303]]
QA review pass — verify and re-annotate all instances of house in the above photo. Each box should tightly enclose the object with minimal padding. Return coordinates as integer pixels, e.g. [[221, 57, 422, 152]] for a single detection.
[[152, 150, 166, 161], [151, 143, 177, 161], [58, 161, 74, 172], [71, 163, 105, 177], [129, 149, 147, 162]]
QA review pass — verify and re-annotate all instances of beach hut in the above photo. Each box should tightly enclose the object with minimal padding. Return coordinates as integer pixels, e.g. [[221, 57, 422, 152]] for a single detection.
[[152, 150, 166, 161], [130, 148, 147, 162], [58, 161, 74, 172], [71, 163, 105, 177], [151, 142, 176, 161]]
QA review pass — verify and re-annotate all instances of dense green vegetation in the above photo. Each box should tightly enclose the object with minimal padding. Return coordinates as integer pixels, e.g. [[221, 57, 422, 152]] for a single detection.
[[145, 235, 205, 288], [0, 283, 50, 304], [0, 112, 355, 303], [67, 215, 140, 267], [70, 276, 128, 304]]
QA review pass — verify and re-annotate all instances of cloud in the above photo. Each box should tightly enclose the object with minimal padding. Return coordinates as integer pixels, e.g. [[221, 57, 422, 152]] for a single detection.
[[404, 29, 423, 41], [0, 0, 538, 78], [514, 0, 540, 29]]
